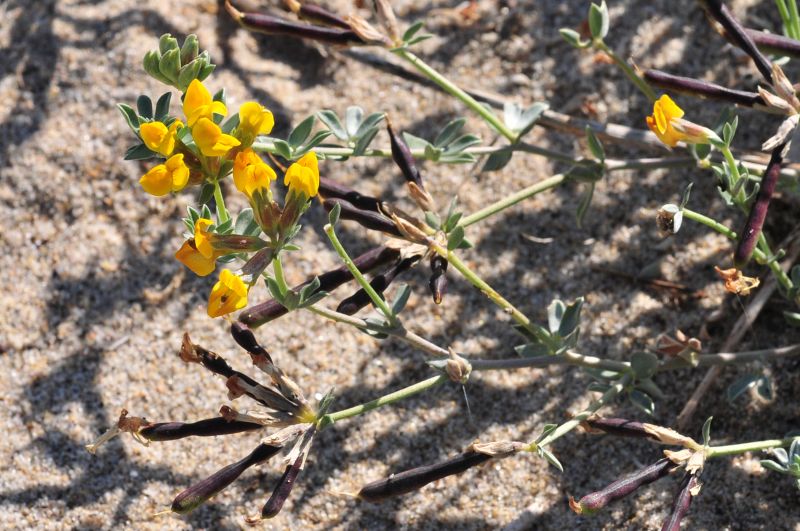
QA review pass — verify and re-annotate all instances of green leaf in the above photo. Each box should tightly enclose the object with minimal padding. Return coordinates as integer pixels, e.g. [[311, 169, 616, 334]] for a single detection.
[[575, 183, 595, 228], [680, 182, 693, 209], [756, 376, 774, 400], [299, 277, 321, 303], [444, 134, 481, 154], [221, 114, 240, 135], [118, 104, 140, 134], [547, 299, 565, 334], [137, 95, 153, 120], [345, 106, 364, 138], [198, 183, 215, 206], [515, 343, 551, 358], [629, 389, 655, 415], [402, 21, 424, 42], [588, 1, 610, 40], [355, 112, 385, 139], [288, 115, 316, 147], [212, 88, 226, 105], [154, 92, 172, 121], [447, 225, 465, 250], [434, 118, 466, 148], [273, 139, 293, 160], [585, 126, 605, 161], [701, 416, 713, 447], [558, 297, 583, 337], [587, 382, 611, 393], [539, 447, 563, 472], [481, 150, 513, 172], [235, 208, 255, 234], [317, 110, 348, 140], [783, 311, 800, 326], [516, 103, 548, 138], [408, 34, 433, 46], [424, 211, 441, 229], [442, 212, 463, 233], [353, 126, 379, 156], [559, 28, 590, 48], [124, 143, 157, 160], [159, 33, 179, 54], [760, 459, 788, 473], [631, 351, 659, 380], [391, 284, 412, 314], [328, 201, 342, 225], [402, 132, 431, 150], [457, 237, 473, 249], [727, 373, 760, 401]]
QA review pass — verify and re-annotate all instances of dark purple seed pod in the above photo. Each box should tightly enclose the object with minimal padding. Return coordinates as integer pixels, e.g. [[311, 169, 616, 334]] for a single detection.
[[643, 70, 763, 108], [358, 450, 492, 502], [569, 458, 677, 515], [322, 197, 403, 237], [239, 246, 401, 327], [319, 176, 382, 212], [746, 28, 800, 59], [261, 455, 304, 518], [700, 0, 773, 83], [734, 141, 786, 269], [171, 444, 282, 514], [230, 321, 273, 363], [428, 255, 448, 305], [297, 2, 350, 29], [140, 417, 262, 441], [584, 418, 660, 442], [336, 257, 418, 315], [661, 475, 699, 531], [387, 120, 424, 190]]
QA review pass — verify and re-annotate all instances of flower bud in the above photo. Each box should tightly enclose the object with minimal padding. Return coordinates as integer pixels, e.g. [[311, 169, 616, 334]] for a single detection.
[[177, 59, 203, 92], [143, 50, 171, 85], [158, 33, 179, 55], [180, 34, 199, 65], [158, 48, 181, 85]]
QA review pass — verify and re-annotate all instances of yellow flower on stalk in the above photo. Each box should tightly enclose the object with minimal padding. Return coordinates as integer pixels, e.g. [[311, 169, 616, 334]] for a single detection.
[[139, 154, 190, 196], [140, 120, 183, 156], [646, 95, 686, 147], [192, 218, 215, 258], [183, 79, 227, 127], [283, 152, 319, 198], [192, 117, 241, 157], [175, 239, 216, 276], [238, 102, 275, 138], [233, 148, 276, 197], [207, 269, 248, 317]]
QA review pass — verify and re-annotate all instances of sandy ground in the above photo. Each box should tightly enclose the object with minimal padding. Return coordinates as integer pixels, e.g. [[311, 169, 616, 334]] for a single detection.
[[1, 0, 799, 529]]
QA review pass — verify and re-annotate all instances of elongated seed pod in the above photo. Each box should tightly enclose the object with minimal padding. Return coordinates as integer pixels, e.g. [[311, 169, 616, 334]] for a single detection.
[[387, 120, 424, 189], [734, 141, 786, 268], [171, 444, 282, 514], [239, 246, 401, 327], [661, 475, 699, 531], [322, 198, 402, 237], [569, 458, 677, 514], [643, 70, 762, 108], [261, 455, 304, 518], [140, 417, 262, 441], [358, 450, 492, 502], [428, 255, 448, 305], [746, 28, 800, 59], [700, 0, 773, 83], [234, 11, 363, 46], [585, 418, 660, 441], [296, 2, 350, 29], [319, 176, 382, 212], [336, 257, 418, 315], [230, 321, 273, 363]]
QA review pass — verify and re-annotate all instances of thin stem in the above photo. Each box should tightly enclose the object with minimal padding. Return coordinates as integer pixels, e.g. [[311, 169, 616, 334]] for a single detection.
[[459, 174, 566, 227], [323, 223, 396, 323], [534, 374, 632, 449], [470, 349, 630, 373], [272, 255, 289, 296], [213, 181, 230, 224], [594, 40, 657, 102], [659, 343, 800, 370], [721, 145, 745, 202], [392, 48, 518, 141], [707, 436, 798, 458], [789, 0, 800, 39], [320, 375, 447, 426]]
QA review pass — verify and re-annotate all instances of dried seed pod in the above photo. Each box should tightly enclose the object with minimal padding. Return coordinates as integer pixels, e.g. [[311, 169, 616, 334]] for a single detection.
[[261, 455, 304, 518], [746, 28, 800, 59], [336, 257, 417, 315], [583, 418, 661, 441], [358, 450, 492, 502], [429, 255, 448, 305], [387, 119, 424, 190], [733, 141, 787, 269], [661, 475, 700, 531], [284, 0, 350, 29], [322, 197, 403, 237], [230, 321, 273, 364], [239, 246, 401, 327], [643, 70, 762, 108], [569, 458, 677, 515], [319, 176, 382, 212], [140, 417, 262, 441], [171, 443, 282, 514]]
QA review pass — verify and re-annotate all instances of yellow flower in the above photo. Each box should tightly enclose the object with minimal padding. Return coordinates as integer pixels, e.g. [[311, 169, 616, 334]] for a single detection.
[[238, 102, 275, 138], [183, 79, 227, 127], [207, 269, 248, 317], [233, 148, 276, 197], [175, 239, 216, 276], [139, 154, 190, 196], [283, 152, 319, 198], [646, 95, 686, 147], [140, 120, 183, 156], [192, 117, 241, 157], [192, 218, 215, 258]]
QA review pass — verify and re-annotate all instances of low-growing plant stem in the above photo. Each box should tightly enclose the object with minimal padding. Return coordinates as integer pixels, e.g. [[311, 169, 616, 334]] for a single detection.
[[392, 48, 518, 142], [320, 375, 447, 426], [213, 180, 230, 223], [272, 255, 289, 296], [324, 223, 396, 323], [594, 40, 657, 102], [459, 174, 566, 227], [707, 436, 799, 458]]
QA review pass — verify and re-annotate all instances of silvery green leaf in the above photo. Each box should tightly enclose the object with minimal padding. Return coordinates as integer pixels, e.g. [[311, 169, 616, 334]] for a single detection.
[[727, 374, 759, 403], [789, 439, 800, 461], [273, 139, 293, 160], [136, 95, 153, 120], [559, 28, 589, 48], [576, 183, 595, 228], [457, 236, 473, 249], [635, 378, 665, 401], [118, 104, 140, 134], [317, 110, 348, 140], [760, 459, 788, 473], [402, 21, 424, 42], [443, 212, 463, 233], [440, 152, 476, 164], [558, 297, 583, 337], [424, 143, 442, 162], [514, 343, 550, 358], [201, 204, 213, 219], [585, 126, 605, 161], [770, 448, 790, 466], [537, 424, 557, 442], [158, 48, 181, 84], [198, 183, 215, 206], [212, 88, 225, 104], [756, 376, 774, 400], [299, 277, 321, 302], [328, 201, 342, 225], [265, 276, 285, 302], [391, 284, 412, 314], [288, 115, 316, 148], [221, 114, 239, 134], [159, 33, 179, 54], [355, 112, 385, 138], [296, 131, 332, 156], [504, 102, 523, 130], [701, 416, 713, 447], [588, 1, 609, 39], [124, 143, 156, 160], [345, 106, 364, 137], [516, 102, 548, 138], [547, 299, 565, 334], [680, 182, 694, 209], [215, 218, 233, 234], [783, 311, 800, 326], [482, 150, 513, 172], [691, 142, 711, 161], [434, 118, 466, 148], [444, 134, 481, 154], [539, 447, 563, 472], [300, 291, 328, 308], [587, 382, 611, 393], [154, 92, 172, 121], [447, 225, 465, 250], [631, 351, 659, 380], [283, 243, 301, 251], [353, 126, 379, 156], [629, 389, 655, 416], [424, 211, 441, 229], [402, 131, 431, 150]]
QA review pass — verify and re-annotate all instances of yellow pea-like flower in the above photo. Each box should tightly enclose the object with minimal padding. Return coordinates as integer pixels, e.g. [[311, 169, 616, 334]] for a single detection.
[[646, 95, 686, 147], [183, 79, 227, 127], [207, 269, 248, 317], [139, 153, 190, 196], [175, 239, 216, 276], [192, 218, 215, 259], [283, 152, 319, 198], [233, 148, 276, 197], [140, 120, 183, 156], [192, 117, 241, 157], [238, 102, 275, 138]]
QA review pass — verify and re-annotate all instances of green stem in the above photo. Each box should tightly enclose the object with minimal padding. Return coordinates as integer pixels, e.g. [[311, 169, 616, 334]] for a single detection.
[[213, 180, 230, 224], [323, 222, 396, 323], [392, 49, 518, 141], [320, 375, 447, 427], [459, 174, 566, 227], [789, 0, 800, 39], [707, 437, 798, 458], [721, 145, 745, 202], [594, 40, 657, 102], [534, 374, 632, 449], [272, 254, 289, 296]]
